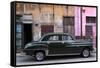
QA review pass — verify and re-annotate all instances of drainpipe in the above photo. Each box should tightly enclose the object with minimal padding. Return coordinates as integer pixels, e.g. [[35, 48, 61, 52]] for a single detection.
[[53, 5, 54, 25], [80, 7, 83, 39], [53, 5, 55, 32]]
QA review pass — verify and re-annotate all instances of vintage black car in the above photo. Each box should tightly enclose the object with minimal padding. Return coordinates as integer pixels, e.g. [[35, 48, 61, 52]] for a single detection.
[[24, 33, 93, 61]]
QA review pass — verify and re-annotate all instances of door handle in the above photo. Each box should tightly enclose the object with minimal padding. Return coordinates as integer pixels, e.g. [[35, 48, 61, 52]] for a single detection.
[[47, 41, 50, 44], [61, 41, 65, 44]]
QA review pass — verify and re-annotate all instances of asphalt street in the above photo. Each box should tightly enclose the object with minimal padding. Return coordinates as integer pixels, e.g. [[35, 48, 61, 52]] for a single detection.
[[16, 53, 96, 66]]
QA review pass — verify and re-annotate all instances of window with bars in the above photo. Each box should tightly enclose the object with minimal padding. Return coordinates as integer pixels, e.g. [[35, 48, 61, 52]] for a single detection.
[[63, 17, 74, 25], [63, 17, 74, 36], [86, 17, 96, 23], [85, 25, 93, 36]]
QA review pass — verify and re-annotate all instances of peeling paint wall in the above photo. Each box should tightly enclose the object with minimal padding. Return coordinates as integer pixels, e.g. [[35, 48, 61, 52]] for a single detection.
[[16, 3, 75, 41]]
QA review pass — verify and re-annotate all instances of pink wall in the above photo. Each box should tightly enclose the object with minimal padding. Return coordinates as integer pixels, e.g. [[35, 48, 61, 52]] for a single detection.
[[82, 7, 96, 36], [75, 6, 96, 47], [75, 6, 96, 36], [75, 7, 81, 36], [84, 7, 96, 16]]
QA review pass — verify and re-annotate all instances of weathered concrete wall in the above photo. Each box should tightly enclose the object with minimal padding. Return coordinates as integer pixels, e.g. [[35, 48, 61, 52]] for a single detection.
[[31, 4, 75, 40], [16, 3, 24, 14], [16, 3, 75, 41]]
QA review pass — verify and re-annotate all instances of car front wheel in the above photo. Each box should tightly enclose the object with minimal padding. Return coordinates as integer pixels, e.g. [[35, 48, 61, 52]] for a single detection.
[[34, 52, 45, 61], [81, 49, 90, 58]]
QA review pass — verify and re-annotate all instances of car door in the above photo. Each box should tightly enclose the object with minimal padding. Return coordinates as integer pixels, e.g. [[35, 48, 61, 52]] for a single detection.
[[47, 35, 65, 55], [62, 35, 81, 54]]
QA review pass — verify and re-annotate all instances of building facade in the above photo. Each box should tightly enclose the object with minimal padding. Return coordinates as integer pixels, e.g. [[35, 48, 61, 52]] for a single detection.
[[16, 3, 75, 49], [16, 3, 97, 51]]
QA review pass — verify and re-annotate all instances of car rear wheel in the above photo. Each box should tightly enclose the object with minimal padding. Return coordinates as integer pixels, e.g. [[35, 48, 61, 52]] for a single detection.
[[81, 49, 90, 58], [34, 52, 45, 61]]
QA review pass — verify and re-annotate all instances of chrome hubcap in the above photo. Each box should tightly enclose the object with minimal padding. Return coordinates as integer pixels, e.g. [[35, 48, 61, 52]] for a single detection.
[[36, 52, 44, 60], [83, 50, 89, 57]]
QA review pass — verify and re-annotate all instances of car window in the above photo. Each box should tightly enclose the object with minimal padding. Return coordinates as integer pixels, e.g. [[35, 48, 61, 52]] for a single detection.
[[62, 35, 73, 40], [41, 35, 60, 41], [41, 35, 50, 41], [48, 35, 59, 41]]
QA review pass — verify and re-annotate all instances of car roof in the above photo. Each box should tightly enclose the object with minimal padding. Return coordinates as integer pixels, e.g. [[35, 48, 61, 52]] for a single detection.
[[43, 32, 70, 36], [39, 33, 72, 41]]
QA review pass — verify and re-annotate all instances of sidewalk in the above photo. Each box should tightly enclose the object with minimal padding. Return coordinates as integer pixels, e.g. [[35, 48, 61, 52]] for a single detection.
[[16, 52, 26, 56], [93, 48, 96, 53]]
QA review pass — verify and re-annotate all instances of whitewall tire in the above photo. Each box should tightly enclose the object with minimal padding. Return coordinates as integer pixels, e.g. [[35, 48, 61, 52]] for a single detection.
[[81, 49, 90, 58], [34, 52, 45, 61]]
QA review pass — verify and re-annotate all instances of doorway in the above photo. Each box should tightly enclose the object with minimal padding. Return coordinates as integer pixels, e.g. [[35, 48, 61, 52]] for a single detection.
[[23, 24, 32, 47]]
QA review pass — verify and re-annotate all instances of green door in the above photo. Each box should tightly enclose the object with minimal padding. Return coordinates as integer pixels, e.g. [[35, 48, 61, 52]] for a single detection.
[[48, 41, 65, 55], [47, 35, 65, 55], [61, 35, 82, 54], [63, 42, 81, 54]]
